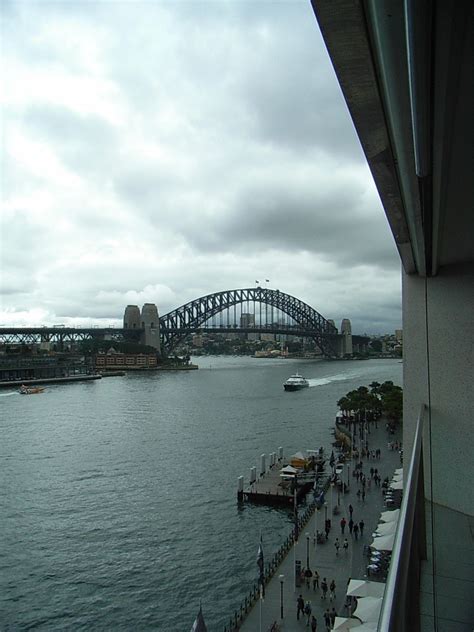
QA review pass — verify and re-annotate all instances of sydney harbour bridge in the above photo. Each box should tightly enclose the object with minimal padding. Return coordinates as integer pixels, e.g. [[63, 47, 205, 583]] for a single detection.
[[0, 287, 365, 358]]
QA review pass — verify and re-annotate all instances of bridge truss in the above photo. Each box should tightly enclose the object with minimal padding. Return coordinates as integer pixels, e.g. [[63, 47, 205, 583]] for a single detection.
[[159, 287, 338, 356]]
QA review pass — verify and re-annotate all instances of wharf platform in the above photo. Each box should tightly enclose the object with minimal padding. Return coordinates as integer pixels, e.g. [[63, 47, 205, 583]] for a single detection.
[[242, 467, 326, 508], [235, 420, 403, 632]]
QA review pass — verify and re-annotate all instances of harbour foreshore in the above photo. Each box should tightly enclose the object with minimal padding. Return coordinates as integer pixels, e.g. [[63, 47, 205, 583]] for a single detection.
[[232, 419, 402, 632], [0, 374, 103, 388]]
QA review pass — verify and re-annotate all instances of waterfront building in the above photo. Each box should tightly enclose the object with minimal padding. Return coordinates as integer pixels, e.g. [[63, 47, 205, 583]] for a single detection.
[[312, 1, 473, 629], [95, 348, 158, 370]]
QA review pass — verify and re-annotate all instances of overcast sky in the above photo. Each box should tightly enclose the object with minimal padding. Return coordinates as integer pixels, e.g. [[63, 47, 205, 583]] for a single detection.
[[1, 0, 401, 334]]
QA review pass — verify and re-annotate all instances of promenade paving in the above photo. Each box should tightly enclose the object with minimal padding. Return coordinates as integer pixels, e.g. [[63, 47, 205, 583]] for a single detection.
[[239, 420, 403, 632]]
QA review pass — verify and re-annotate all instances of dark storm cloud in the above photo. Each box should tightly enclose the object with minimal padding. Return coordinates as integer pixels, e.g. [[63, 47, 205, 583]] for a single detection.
[[177, 175, 399, 270]]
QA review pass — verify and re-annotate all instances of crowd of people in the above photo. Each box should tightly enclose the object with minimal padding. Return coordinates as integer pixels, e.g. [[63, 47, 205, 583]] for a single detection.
[[296, 592, 338, 630]]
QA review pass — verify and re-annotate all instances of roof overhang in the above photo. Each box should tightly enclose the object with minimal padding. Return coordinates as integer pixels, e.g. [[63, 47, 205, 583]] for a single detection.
[[311, 0, 474, 276]]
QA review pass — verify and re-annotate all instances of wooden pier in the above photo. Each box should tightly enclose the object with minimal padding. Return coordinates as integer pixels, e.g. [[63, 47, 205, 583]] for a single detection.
[[238, 451, 328, 508]]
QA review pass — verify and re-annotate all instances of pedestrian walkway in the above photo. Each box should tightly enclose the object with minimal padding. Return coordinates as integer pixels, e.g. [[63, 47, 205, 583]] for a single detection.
[[239, 420, 402, 631]]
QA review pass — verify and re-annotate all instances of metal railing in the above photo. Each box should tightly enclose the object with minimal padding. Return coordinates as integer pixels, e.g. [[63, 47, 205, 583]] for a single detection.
[[223, 499, 320, 632], [378, 405, 427, 631]]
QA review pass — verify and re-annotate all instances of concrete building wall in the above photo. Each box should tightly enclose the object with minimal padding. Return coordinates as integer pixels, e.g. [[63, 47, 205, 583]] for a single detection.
[[403, 262, 474, 515]]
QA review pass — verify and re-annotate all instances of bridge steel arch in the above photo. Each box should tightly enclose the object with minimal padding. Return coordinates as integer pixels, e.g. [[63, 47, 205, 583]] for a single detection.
[[159, 288, 338, 356]]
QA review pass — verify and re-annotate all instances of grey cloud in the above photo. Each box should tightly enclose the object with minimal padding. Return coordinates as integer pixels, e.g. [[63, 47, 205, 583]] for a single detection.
[[1, 1, 402, 334], [23, 105, 118, 177], [182, 180, 399, 270]]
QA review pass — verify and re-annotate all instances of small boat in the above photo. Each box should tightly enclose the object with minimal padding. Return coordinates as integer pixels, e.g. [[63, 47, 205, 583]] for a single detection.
[[19, 385, 45, 395], [283, 373, 309, 391]]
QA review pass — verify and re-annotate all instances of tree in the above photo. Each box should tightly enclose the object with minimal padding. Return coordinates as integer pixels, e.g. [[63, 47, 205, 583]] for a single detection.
[[337, 381, 402, 424], [370, 339, 382, 352]]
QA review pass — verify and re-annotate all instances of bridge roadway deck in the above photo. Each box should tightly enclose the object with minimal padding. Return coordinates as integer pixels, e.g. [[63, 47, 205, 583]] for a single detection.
[[237, 421, 403, 632]]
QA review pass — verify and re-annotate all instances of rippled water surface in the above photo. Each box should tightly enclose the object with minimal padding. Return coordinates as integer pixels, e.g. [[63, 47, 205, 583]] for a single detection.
[[1, 357, 402, 630]]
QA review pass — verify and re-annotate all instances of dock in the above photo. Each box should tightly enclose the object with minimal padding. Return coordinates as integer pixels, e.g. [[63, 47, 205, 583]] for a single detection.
[[238, 450, 328, 508]]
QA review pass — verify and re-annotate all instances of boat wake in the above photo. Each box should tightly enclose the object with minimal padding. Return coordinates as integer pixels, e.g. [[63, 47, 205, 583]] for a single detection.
[[0, 392, 19, 397], [307, 373, 354, 387]]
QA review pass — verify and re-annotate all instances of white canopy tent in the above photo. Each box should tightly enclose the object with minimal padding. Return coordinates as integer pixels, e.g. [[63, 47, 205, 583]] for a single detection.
[[346, 579, 386, 598], [370, 533, 395, 551], [333, 617, 365, 630], [280, 465, 298, 478], [389, 479, 403, 490], [373, 521, 397, 537], [394, 468, 403, 475], [291, 451, 306, 460], [380, 509, 400, 522], [353, 596, 383, 623]]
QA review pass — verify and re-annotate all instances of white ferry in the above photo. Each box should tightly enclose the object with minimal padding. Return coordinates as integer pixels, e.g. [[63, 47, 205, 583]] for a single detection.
[[283, 373, 309, 391]]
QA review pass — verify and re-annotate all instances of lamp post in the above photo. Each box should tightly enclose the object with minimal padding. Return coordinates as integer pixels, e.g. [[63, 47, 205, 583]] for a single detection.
[[347, 462, 350, 487], [330, 483, 334, 516], [306, 532, 310, 568], [279, 575, 284, 619], [314, 507, 319, 544]]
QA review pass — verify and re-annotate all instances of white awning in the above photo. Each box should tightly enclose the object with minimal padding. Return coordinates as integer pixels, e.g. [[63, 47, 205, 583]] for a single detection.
[[353, 596, 383, 623], [389, 480, 403, 490], [374, 522, 397, 537], [333, 617, 364, 630], [370, 533, 395, 551], [346, 579, 386, 598], [380, 509, 400, 522]]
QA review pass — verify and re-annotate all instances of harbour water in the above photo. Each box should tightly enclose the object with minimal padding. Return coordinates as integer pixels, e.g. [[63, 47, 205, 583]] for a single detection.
[[1, 357, 402, 630]]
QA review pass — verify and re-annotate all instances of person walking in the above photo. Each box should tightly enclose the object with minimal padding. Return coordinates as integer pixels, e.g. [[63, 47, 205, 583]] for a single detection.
[[348, 518, 354, 535], [311, 615, 318, 631], [304, 601, 312, 627], [362, 489, 366, 502], [334, 537, 340, 556], [312, 569, 320, 591], [329, 579, 336, 601], [353, 523, 359, 540], [321, 578, 328, 600], [297, 594, 305, 620], [324, 609, 331, 631], [330, 608, 337, 628], [349, 504, 353, 518], [359, 520, 365, 535], [343, 538, 349, 553], [340, 517, 346, 534]]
